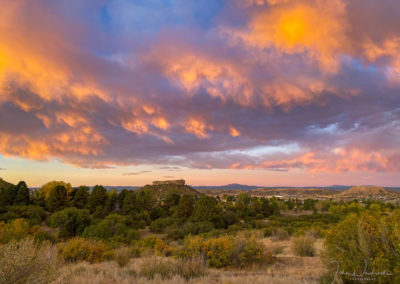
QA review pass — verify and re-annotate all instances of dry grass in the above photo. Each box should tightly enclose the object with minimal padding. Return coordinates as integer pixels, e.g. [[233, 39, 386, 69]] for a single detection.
[[52, 237, 325, 284], [52, 257, 207, 284], [0, 238, 58, 284], [52, 260, 320, 284], [261, 237, 325, 282]]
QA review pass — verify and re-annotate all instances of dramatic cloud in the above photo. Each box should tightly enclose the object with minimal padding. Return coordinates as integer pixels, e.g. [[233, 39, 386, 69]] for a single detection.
[[1, 0, 400, 174]]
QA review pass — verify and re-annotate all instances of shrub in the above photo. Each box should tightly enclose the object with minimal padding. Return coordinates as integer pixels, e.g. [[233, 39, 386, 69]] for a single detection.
[[0, 218, 41, 244], [255, 213, 264, 219], [149, 217, 173, 233], [114, 247, 132, 267], [271, 228, 290, 241], [47, 208, 90, 238], [154, 238, 175, 256], [182, 221, 214, 236], [202, 236, 236, 268], [236, 237, 265, 266], [81, 214, 140, 243], [1, 205, 46, 225], [0, 238, 57, 284], [323, 211, 400, 283], [57, 237, 107, 263], [263, 226, 275, 237], [142, 235, 158, 249], [291, 235, 316, 256], [181, 235, 203, 258], [181, 235, 267, 268]]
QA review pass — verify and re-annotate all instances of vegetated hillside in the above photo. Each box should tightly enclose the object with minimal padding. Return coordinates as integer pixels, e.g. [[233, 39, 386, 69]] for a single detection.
[[0, 178, 13, 189], [138, 183, 201, 199], [338, 185, 400, 200]]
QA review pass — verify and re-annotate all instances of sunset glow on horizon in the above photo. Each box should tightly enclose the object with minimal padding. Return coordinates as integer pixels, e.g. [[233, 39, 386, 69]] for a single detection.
[[1, 0, 400, 187]]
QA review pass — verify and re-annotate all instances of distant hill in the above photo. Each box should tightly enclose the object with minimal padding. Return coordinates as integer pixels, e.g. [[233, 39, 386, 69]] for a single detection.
[[331, 185, 400, 202], [338, 185, 397, 197], [0, 178, 13, 189], [139, 183, 201, 199]]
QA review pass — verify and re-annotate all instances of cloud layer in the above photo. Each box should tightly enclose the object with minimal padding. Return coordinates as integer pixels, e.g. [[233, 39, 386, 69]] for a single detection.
[[1, 0, 400, 174]]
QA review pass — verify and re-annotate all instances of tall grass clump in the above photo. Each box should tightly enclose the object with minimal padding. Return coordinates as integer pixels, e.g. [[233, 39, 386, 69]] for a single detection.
[[139, 256, 207, 280], [291, 235, 316, 256], [139, 257, 178, 280], [0, 238, 57, 284], [114, 246, 132, 267], [175, 256, 207, 280]]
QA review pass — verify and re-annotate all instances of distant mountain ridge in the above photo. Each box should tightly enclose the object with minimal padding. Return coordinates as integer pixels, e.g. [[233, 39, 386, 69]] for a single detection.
[[194, 184, 353, 191], [195, 183, 261, 191]]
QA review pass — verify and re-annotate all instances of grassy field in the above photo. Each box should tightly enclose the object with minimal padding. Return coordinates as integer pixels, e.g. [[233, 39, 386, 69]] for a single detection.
[[52, 237, 325, 284]]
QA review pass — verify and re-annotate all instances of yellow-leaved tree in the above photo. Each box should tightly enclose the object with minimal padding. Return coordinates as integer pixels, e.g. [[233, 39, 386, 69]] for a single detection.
[[38, 181, 73, 199]]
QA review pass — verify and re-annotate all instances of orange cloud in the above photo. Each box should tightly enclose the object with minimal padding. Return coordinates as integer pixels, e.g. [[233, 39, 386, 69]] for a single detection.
[[229, 127, 240, 137], [152, 117, 170, 130], [229, 0, 347, 71], [161, 53, 253, 105], [0, 2, 110, 106], [184, 118, 212, 138], [122, 119, 149, 135]]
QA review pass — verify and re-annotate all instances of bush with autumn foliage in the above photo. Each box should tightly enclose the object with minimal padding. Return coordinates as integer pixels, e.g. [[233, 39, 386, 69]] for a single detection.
[[181, 235, 269, 268], [322, 210, 400, 283]]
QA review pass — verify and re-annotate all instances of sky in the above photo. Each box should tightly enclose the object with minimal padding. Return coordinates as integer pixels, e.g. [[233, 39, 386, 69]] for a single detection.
[[1, 0, 400, 187]]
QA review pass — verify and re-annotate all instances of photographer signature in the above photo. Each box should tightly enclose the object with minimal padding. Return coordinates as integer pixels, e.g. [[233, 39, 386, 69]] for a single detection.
[[331, 259, 394, 283]]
